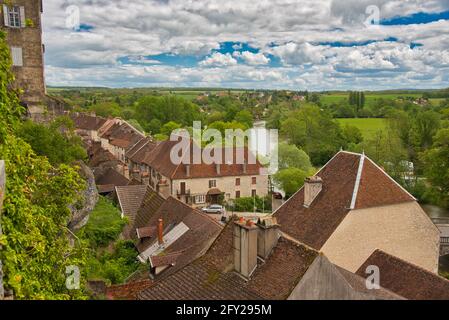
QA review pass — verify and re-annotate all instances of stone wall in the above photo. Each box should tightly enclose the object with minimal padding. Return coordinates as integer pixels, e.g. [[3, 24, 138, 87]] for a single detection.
[[0, 160, 5, 299], [321, 201, 440, 274], [1, 0, 46, 112]]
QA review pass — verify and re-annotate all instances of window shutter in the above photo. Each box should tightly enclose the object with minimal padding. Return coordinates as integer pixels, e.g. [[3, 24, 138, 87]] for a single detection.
[[19, 6, 25, 27], [11, 47, 23, 67], [3, 5, 9, 27]]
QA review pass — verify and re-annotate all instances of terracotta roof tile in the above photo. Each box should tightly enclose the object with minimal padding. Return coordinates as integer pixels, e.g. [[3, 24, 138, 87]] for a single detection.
[[143, 139, 264, 179], [149, 251, 183, 268], [96, 168, 129, 187], [132, 187, 166, 236], [274, 151, 417, 250], [106, 280, 154, 300], [356, 250, 449, 300], [116, 185, 148, 223], [138, 220, 318, 300], [274, 152, 359, 249], [354, 157, 415, 209], [136, 226, 157, 239], [71, 113, 106, 131]]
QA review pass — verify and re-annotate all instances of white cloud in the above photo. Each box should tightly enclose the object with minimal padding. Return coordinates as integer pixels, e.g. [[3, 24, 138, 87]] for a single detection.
[[233, 51, 270, 65], [199, 52, 238, 67], [42, 0, 449, 89]]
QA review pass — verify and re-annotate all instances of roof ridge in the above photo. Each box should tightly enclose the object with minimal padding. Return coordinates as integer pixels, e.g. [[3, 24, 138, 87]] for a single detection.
[[350, 153, 365, 209], [272, 150, 349, 215]]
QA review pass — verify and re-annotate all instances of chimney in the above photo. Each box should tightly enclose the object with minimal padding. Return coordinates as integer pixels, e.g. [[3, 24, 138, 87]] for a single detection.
[[186, 164, 190, 178], [242, 162, 247, 174], [157, 179, 171, 198], [158, 218, 164, 246], [257, 217, 280, 259], [216, 164, 221, 175], [233, 218, 258, 279], [304, 176, 323, 208]]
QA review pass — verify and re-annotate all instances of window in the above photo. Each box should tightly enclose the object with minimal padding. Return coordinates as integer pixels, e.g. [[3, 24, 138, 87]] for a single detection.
[[11, 47, 23, 67], [4, 5, 23, 28], [236, 191, 241, 199], [235, 178, 240, 186], [252, 190, 257, 197], [195, 195, 206, 204], [209, 180, 216, 188], [252, 177, 257, 185]]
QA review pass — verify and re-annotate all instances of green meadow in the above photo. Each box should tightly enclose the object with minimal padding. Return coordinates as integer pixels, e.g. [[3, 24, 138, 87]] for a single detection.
[[336, 118, 387, 139]]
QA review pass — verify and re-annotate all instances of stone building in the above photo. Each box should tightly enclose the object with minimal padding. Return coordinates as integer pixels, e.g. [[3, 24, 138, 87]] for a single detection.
[[274, 151, 440, 274], [1, 0, 46, 118]]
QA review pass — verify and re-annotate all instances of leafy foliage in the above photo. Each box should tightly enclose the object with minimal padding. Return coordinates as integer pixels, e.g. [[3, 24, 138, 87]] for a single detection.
[[420, 129, 449, 208], [78, 197, 139, 285], [273, 168, 309, 198], [18, 117, 87, 166], [0, 31, 88, 299], [230, 196, 272, 213], [78, 197, 126, 248]]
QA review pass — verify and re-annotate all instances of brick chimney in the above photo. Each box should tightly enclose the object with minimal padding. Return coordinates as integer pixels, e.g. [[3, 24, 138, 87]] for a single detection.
[[233, 218, 258, 279], [158, 218, 164, 246], [257, 217, 280, 259], [186, 164, 190, 178], [304, 176, 323, 208], [216, 164, 221, 175]]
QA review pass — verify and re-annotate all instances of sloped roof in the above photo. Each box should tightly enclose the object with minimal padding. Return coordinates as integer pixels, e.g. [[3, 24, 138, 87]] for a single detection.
[[126, 138, 157, 163], [356, 250, 449, 300], [132, 187, 166, 235], [95, 168, 129, 187], [143, 139, 264, 179], [106, 280, 154, 300], [335, 265, 404, 300], [100, 122, 145, 150], [116, 185, 149, 223], [89, 147, 121, 168], [135, 196, 222, 254], [71, 113, 106, 131], [138, 221, 318, 300], [274, 151, 415, 250], [132, 194, 223, 282]]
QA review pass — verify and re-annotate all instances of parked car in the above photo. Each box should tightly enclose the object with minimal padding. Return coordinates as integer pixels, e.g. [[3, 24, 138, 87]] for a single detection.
[[202, 204, 224, 214]]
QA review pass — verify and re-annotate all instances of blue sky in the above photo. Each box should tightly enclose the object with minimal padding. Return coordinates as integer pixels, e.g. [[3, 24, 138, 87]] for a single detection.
[[43, 1, 449, 90]]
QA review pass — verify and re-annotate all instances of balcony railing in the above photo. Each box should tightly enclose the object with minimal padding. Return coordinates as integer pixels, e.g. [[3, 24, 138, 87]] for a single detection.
[[177, 189, 191, 196]]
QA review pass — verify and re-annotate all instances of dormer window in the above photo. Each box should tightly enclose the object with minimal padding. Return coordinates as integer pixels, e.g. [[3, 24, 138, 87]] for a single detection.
[[3, 5, 25, 28]]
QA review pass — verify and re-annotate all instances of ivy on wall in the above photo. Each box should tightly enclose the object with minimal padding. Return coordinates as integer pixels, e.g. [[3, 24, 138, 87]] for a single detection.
[[0, 31, 89, 299]]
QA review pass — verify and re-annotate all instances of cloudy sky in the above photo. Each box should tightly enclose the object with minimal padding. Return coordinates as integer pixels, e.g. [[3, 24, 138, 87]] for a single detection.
[[43, 0, 449, 90]]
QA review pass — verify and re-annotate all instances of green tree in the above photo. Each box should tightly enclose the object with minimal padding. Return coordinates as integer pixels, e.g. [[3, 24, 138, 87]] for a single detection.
[[18, 118, 87, 166], [273, 168, 309, 198], [278, 143, 313, 171], [420, 129, 449, 208], [234, 110, 253, 128], [160, 121, 182, 137], [342, 125, 363, 145], [280, 105, 345, 165]]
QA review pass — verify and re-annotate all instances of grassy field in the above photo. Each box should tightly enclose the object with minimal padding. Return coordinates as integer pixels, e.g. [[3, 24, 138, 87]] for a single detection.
[[320, 93, 423, 108], [337, 118, 387, 139]]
